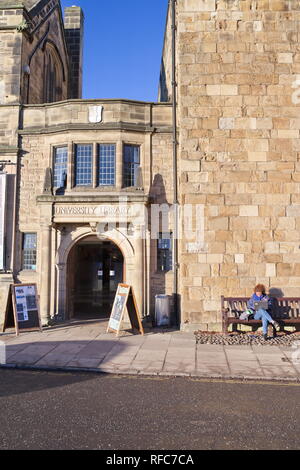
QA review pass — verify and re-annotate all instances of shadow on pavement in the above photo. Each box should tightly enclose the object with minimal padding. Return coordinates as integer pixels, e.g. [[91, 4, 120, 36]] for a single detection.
[[0, 337, 130, 397], [0, 368, 99, 398]]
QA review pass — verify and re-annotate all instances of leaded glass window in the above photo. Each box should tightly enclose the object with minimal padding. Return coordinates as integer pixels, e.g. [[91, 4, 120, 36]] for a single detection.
[[53, 147, 68, 188], [22, 233, 37, 271], [75, 144, 93, 186], [157, 233, 173, 272], [98, 144, 116, 186], [123, 144, 140, 188]]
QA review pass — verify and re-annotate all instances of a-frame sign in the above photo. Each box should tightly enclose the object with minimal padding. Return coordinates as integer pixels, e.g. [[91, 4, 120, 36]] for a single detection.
[[2, 284, 42, 336], [107, 284, 144, 336]]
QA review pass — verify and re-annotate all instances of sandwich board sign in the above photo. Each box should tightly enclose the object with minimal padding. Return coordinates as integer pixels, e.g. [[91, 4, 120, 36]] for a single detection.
[[107, 284, 144, 336], [2, 283, 42, 336]]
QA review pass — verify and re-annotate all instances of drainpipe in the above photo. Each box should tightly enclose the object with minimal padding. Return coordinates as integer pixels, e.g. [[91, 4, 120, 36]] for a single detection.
[[171, 0, 179, 327]]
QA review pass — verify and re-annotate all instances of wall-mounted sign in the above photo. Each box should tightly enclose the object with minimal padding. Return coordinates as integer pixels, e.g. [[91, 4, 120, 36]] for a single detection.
[[0, 173, 7, 270]]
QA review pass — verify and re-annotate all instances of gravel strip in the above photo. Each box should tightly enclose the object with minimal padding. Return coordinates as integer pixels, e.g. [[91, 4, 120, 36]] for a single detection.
[[194, 331, 300, 346]]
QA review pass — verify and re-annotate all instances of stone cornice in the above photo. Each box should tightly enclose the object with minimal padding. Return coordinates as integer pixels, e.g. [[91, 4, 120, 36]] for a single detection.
[[0, 4, 24, 9], [18, 122, 173, 135], [37, 194, 151, 204], [22, 98, 173, 108], [0, 146, 19, 154]]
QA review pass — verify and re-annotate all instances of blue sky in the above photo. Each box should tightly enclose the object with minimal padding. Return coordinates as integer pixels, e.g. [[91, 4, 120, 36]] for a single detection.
[[60, 0, 169, 102]]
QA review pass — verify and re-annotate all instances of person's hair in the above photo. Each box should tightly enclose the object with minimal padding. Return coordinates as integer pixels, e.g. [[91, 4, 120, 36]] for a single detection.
[[254, 284, 266, 294]]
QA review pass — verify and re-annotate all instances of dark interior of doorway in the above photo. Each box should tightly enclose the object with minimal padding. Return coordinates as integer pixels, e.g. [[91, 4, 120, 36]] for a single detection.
[[68, 238, 124, 319]]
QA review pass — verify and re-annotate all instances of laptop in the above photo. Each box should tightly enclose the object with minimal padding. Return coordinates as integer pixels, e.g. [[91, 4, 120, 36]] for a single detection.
[[254, 300, 269, 311]]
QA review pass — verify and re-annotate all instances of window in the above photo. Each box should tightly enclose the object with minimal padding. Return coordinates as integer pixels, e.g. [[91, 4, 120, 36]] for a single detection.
[[123, 144, 140, 188], [53, 147, 68, 188], [157, 233, 173, 272], [22, 233, 37, 271], [75, 144, 93, 186], [98, 144, 116, 186], [43, 45, 64, 103]]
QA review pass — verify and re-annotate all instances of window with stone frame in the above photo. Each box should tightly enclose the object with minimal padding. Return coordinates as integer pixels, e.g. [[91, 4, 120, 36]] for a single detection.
[[123, 144, 140, 188], [53, 146, 68, 189], [22, 233, 37, 271], [157, 232, 173, 272], [74, 144, 93, 186], [97, 144, 116, 186]]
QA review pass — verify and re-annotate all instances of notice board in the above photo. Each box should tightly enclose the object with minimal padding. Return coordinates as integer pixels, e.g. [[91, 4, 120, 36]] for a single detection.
[[3, 284, 42, 336], [107, 284, 144, 336]]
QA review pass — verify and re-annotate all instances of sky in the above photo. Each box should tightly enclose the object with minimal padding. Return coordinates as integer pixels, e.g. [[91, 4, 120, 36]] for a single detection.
[[60, 0, 169, 102]]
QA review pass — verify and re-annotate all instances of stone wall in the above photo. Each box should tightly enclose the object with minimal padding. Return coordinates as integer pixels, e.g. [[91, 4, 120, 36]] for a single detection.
[[175, 0, 300, 331], [0, 1, 69, 105], [0, 8, 23, 104], [21, 0, 70, 104], [21, 99, 172, 131], [150, 132, 174, 316], [159, 2, 173, 102]]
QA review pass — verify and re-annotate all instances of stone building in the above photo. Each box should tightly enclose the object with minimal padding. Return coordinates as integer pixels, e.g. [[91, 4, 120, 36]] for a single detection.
[[0, 0, 174, 328], [1, 0, 300, 332], [161, 0, 300, 331]]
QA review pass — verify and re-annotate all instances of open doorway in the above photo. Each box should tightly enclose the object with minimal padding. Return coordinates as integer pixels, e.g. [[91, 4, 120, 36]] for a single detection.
[[67, 236, 124, 319]]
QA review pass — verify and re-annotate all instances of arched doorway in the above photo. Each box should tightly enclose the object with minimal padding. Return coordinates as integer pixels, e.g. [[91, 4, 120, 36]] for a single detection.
[[67, 235, 124, 319]]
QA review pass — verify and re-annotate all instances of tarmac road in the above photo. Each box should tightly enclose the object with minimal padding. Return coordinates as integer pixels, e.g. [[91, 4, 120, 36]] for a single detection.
[[0, 369, 299, 450]]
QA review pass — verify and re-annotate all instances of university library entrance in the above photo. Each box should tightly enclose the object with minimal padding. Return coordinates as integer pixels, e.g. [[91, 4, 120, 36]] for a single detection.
[[67, 236, 124, 319]]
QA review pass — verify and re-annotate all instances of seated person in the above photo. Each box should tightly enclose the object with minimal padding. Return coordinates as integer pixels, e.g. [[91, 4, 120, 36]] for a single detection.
[[247, 284, 280, 340]]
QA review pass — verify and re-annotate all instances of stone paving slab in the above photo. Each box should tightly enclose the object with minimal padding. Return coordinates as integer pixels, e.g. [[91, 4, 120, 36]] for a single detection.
[[1, 322, 300, 382]]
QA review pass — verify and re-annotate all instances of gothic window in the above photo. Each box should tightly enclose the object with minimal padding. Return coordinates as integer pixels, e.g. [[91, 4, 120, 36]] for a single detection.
[[44, 48, 63, 103]]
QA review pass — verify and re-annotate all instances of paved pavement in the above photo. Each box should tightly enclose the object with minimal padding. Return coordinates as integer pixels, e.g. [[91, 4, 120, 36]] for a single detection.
[[1, 320, 300, 382]]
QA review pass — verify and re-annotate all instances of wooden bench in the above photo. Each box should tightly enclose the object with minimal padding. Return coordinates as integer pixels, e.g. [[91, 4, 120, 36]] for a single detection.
[[222, 296, 300, 335]]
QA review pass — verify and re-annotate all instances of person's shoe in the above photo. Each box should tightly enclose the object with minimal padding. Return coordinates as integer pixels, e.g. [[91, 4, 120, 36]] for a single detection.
[[263, 334, 268, 341], [273, 321, 280, 332]]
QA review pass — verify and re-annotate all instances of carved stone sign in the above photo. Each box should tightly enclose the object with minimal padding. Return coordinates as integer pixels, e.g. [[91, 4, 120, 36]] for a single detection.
[[55, 206, 98, 216], [53, 203, 147, 225], [88, 105, 103, 123], [54, 205, 130, 217], [0, 173, 7, 270]]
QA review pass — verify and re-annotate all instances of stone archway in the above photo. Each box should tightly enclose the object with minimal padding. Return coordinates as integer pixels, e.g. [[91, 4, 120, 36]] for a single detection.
[[54, 226, 143, 321], [67, 235, 124, 319]]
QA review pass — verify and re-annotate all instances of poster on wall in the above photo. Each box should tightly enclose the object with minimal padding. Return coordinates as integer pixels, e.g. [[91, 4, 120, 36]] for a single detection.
[[0, 172, 7, 271]]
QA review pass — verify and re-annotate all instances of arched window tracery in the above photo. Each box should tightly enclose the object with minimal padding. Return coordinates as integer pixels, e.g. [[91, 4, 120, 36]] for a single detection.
[[43, 44, 63, 103]]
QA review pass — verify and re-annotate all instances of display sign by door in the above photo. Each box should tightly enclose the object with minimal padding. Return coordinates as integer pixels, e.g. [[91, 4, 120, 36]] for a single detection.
[[2, 283, 42, 336], [107, 284, 144, 336]]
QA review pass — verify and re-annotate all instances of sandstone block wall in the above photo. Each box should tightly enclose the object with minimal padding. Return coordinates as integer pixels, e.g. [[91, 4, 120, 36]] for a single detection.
[[175, 0, 300, 330], [0, 8, 23, 104]]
